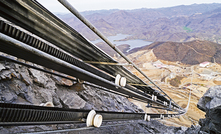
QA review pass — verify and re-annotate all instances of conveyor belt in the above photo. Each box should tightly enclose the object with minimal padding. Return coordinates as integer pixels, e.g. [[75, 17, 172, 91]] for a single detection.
[[0, 0, 182, 109], [0, 103, 182, 126], [0, 32, 171, 108], [0, 18, 113, 81], [0, 0, 177, 107], [0, 55, 179, 111]]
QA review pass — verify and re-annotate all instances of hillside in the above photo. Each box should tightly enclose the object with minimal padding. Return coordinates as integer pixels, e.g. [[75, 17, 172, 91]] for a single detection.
[[131, 40, 221, 65], [118, 46, 221, 127], [57, 3, 221, 43]]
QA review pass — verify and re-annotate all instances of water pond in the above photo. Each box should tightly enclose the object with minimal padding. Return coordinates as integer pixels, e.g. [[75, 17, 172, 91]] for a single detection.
[[91, 34, 152, 50]]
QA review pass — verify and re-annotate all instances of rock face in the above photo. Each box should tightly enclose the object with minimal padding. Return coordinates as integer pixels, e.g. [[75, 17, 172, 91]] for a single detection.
[[0, 58, 147, 133], [197, 85, 221, 134], [0, 58, 142, 110]]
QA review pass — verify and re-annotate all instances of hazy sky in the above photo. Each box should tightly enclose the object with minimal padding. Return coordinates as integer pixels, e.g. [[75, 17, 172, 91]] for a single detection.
[[37, 0, 221, 13]]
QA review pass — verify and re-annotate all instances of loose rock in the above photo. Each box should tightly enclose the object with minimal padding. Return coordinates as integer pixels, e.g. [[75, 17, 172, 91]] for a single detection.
[[197, 85, 221, 134]]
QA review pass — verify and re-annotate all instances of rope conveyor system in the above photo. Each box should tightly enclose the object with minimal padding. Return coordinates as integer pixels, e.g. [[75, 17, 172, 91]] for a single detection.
[[0, 0, 190, 131]]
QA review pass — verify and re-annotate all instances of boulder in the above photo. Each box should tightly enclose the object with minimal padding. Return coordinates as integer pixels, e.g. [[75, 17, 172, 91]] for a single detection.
[[197, 85, 221, 133], [198, 85, 221, 111]]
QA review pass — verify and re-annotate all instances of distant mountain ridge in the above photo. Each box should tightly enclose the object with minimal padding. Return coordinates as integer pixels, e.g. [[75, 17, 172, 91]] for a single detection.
[[57, 3, 221, 43]]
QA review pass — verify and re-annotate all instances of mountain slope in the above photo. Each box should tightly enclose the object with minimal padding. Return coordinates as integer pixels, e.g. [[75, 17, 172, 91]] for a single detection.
[[57, 3, 221, 43], [133, 40, 221, 65]]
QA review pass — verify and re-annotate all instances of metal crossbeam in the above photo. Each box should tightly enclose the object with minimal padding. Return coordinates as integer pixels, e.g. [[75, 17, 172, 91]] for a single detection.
[[84, 61, 132, 66], [127, 83, 150, 86]]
